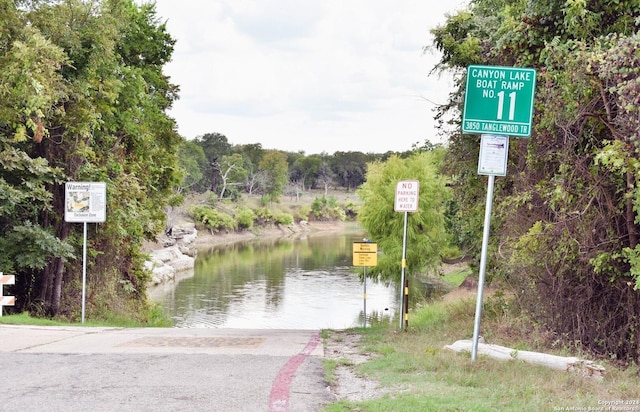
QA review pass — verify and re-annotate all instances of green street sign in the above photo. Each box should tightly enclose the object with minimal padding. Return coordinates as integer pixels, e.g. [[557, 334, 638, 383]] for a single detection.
[[462, 65, 537, 137]]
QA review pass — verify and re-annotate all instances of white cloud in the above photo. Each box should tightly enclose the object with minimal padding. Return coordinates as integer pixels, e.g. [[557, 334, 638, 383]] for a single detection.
[[150, 0, 468, 154]]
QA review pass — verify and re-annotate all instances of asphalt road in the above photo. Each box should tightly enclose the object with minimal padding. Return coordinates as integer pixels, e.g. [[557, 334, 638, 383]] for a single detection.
[[0, 325, 335, 412]]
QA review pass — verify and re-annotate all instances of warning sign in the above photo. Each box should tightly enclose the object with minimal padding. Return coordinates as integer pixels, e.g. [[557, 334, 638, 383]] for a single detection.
[[353, 242, 377, 267], [64, 182, 107, 223]]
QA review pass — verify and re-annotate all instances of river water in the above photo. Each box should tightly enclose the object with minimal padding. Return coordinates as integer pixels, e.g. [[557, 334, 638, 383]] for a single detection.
[[149, 231, 399, 329]]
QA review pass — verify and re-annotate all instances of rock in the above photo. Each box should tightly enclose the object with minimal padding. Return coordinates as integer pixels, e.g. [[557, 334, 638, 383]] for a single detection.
[[169, 222, 197, 240], [181, 229, 197, 246], [146, 225, 198, 286], [459, 275, 478, 290], [163, 237, 177, 247], [152, 245, 194, 268], [179, 246, 197, 257], [145, 259, 176, 285]]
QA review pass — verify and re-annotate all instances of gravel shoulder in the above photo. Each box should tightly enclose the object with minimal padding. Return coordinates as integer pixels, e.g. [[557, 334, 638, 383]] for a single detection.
[[323, 330, 399, 403], [322, 264, 472, 404]]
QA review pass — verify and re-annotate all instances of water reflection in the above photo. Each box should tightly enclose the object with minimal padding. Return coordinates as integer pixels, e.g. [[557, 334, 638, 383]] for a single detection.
[[150, 232, 399, 329]]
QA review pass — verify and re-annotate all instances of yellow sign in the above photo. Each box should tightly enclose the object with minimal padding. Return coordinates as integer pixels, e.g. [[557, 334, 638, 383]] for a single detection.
[[353, 242, 378, 267]]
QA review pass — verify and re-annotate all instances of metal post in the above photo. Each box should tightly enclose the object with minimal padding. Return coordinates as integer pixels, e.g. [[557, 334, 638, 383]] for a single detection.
[[403, 278, 409, 330], [363, 266, 367, 328], [471, 175, 495, 361], [81, 221, 87, 324], [399, 211, 408, 330]]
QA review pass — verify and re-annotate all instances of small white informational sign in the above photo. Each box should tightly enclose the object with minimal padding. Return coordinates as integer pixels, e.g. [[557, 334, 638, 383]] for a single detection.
[[64, 182, 107, 223], [394, 180, 419, 212], [478, 134, 509, 176]]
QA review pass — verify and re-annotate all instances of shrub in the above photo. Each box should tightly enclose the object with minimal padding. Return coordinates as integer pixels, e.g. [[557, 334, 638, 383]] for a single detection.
[[343, 201, 358, 220], [275, 213, 294, 225], [253, 207, 275, 225], [236, 208, 255, 229], [292, 205, 311, 222], [189, 205, 237, 233], [204, 190, 218, 205], [259, 193, 276, 206], [310, 196, 346, 221]]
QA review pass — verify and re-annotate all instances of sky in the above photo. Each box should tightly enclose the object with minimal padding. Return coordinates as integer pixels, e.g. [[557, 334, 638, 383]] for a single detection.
[[149, 0, 469, 154]]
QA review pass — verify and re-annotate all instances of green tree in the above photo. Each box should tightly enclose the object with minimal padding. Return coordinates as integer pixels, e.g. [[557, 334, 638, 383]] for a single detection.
[[290, 153, 321, 190], [0, 0, 76, 293], [331, 151, 374, 190], [194, 132, 231, 192], [357, 151, 449, 282], [177, 139, 207, 191], [316, 156, 335, 196], [258, 150, 288, 201], [233, 143, 264, 194], [0, 0, 182, 319], [217, 153, 248, 200], [432, 0, 640, 362], [233, 143, 264, 170]]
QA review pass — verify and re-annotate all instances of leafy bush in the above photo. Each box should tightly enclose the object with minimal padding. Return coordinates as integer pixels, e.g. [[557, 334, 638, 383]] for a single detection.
[[204, 190, 218, 205], [253, 207, 275, 224], [259, 193, 277, 206], [236, 208, 255, 229], [189, 205, 237, 233], [310, 196, 346, 221], [292, 205, 311, 222], [343, 201, 358, 220], [275, 213, 294, 225]]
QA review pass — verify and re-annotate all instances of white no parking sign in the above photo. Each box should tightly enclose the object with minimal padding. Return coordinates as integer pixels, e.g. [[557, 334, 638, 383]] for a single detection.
[[394, 180, 419, 212]]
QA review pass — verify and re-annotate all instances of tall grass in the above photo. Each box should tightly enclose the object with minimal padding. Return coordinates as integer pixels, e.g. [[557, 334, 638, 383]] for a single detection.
[[323, 282, 640, 411]]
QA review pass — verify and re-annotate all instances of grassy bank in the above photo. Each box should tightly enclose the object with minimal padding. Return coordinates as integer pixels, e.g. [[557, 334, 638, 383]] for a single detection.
[[323, 271, 640, 411], [0, 304, 171, 328]]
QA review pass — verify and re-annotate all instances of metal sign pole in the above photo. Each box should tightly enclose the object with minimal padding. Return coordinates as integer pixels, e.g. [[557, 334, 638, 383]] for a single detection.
[[394, 180, 418, 331], [65, 181, 107, 325], [399, 211, 408, 330], [363, 266, 367, 328], [81, 221, 87, 324], [471, 174, 496, 361], [353, 241, 377, 328], [404, 278, 409, 329]]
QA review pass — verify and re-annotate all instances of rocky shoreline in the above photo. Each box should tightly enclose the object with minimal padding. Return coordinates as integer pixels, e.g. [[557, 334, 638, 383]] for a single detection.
[[145, 220, 354, 286], [144, 222, 198, 285]]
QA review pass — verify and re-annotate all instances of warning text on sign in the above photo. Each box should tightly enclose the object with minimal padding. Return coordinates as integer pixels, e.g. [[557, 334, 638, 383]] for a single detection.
[[353, 242, 378, 267]]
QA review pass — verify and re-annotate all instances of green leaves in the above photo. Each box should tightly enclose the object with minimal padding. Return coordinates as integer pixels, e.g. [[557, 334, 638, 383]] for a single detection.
[[357, 151, 449, 281], [433, 0, 640, 362], [190, 205, 238, 233], [0, 0, 183, 317], [0, 29, 68, 132], [259, 150, 289, 200], [0, 222, 75, 272]]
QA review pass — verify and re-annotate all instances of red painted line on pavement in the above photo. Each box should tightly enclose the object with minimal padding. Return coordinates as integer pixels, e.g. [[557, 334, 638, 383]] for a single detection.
[[268, 331, 321, 412]]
